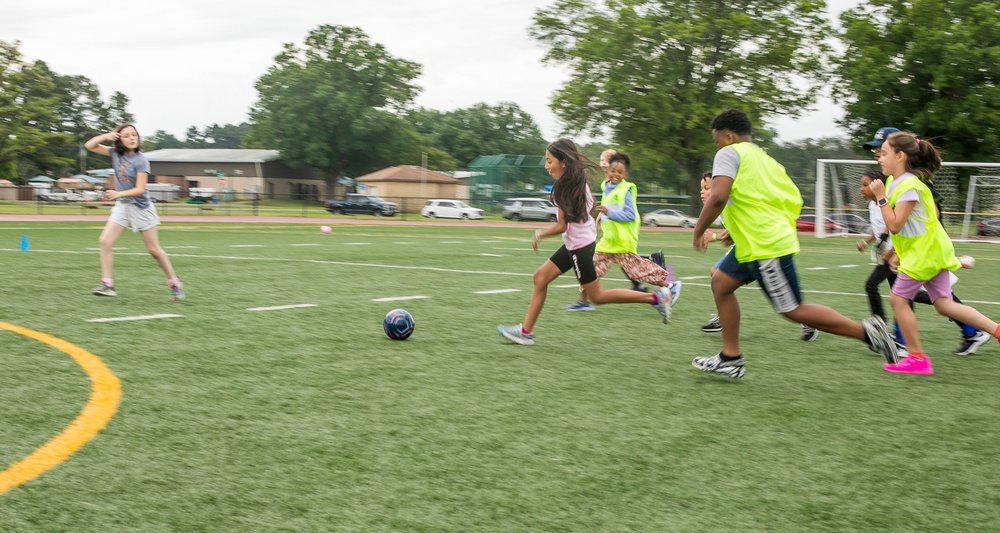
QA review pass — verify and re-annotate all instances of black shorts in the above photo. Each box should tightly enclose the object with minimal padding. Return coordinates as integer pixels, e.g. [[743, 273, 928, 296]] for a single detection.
[[550, 242, 598, 285]]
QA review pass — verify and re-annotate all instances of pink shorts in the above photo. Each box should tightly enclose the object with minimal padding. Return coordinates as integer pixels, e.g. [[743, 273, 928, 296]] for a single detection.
[[892, 270, 952, 302]]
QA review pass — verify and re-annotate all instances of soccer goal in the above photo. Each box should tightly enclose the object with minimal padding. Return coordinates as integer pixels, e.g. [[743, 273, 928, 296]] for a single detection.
[[813, 159, 1000, 238]]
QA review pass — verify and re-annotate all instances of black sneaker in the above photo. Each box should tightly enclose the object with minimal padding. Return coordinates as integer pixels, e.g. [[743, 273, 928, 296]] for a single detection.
[[630, 281, 649, 292], [649, 250, 665, 269], [800, 324, 819, 342], [692, 354, 746, 378], [701, 314, 721, 333], [954, 331, 990, 355]]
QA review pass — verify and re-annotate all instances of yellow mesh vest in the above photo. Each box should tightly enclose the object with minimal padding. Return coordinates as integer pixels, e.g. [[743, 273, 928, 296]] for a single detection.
[[723, 143, 802, 262], [887, 177, 960, 280], [596, 180, 640, 254]]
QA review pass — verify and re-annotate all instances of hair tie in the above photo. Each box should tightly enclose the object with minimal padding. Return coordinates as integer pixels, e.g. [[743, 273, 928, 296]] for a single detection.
[[915, 138, 921, 145]]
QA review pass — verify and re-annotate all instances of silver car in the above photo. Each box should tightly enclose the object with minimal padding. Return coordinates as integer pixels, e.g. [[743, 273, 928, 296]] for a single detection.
[[502, 197, 558, 222], [641, 208, 699, 227]]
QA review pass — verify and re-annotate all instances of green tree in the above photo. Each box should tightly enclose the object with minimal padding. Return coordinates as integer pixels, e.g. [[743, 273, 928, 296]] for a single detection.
[[145, 130, 185, 150], [410, 102, 548, 167], [530, 0, 832, 209], [0, 40, 72, 181], [247, 25, 422, 182], [835, 0, 1000, 161]]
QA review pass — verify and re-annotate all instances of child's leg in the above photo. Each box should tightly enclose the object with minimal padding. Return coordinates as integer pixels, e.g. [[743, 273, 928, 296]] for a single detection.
[[582, 280, 654, 305], [890, 294, 921, 353], [915, 289, 977, 335], [783, 304, 866, 339], [97, 219, 126, 280], [711, 270, 744, 356], [140, 226, 178, 280], [864, 264, 892, 321], [522, 260, 563, 332], [933, 298, 999, 337]]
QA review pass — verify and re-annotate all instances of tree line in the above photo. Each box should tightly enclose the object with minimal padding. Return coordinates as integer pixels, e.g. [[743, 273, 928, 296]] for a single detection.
[[3, 0, 998, 204]]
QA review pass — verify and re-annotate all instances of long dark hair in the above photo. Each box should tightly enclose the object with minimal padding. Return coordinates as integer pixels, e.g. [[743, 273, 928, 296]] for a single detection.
[[112, 123, 142, 155], [547, 138, 595, 223], [884, 131, 941, 183]]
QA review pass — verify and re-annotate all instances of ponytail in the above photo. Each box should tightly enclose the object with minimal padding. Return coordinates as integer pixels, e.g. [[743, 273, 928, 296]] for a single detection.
[[885, 131, 941, 182]]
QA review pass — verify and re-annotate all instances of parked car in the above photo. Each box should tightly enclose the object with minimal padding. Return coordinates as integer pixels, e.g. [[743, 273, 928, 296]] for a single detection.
[[421, 199, 484, 220], [324, 193, 398, 216], [976, 218, 1000, 236], [795, 214, 844, 232], [829, 213, 871, 235], [502, 198, 558, 222], [641, 209, 698, 228]]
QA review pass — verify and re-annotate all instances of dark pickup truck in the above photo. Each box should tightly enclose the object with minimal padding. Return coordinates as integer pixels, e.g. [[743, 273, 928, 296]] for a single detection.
[[324, 193, 398, 216]]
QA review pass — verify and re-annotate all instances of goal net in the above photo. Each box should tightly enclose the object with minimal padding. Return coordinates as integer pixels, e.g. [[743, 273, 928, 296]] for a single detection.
[[813, 159, 1000, 238]]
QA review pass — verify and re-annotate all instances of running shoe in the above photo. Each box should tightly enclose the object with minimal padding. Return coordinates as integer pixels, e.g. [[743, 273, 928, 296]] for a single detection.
[[701, 314, 721, 333], [954, 331, 990, 355], [498, 324, 534, 345], [564, 301, 596, 311], [92, 282, 117, 297], [800, 324, 819, 342], [692, 353, 746, 379], [884, 354, 934, 375], [863, 315, 900, 364], [169, 279, 185, 301]]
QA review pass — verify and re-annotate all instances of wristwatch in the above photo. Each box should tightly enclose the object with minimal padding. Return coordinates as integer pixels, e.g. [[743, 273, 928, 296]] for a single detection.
[[877, 197, 888, 207]]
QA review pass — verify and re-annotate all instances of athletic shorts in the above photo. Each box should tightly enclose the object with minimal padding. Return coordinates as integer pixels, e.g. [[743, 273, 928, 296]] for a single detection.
[[893, 270, 952, 302], [109, 201, 160, 233], [550, 242, 598, 285], [716, 249, 803, 313]]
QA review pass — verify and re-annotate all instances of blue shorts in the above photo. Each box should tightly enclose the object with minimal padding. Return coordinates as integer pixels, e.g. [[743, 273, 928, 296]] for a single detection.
[[716, 249, 803, 313], [550, 242, 598, 285]]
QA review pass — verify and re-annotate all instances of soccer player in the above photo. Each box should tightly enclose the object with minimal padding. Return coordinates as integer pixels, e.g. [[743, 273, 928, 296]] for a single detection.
[[689, 109, 896, 378]]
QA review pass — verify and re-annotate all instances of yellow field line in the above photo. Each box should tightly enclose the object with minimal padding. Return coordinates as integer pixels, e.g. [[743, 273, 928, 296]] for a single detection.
[[0, 322, 121, 495]]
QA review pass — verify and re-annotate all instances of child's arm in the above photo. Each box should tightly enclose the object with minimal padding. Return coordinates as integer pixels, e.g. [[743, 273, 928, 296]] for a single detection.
[[84, 131, 115, 157], [693, 176, 732, 251], [868, 181, 916, 234], [532, 208, 568, 253]]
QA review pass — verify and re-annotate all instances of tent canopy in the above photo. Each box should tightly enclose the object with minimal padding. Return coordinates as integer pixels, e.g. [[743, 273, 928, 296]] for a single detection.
[[72, 174, 106, 184], [29, 176, 56, 183]]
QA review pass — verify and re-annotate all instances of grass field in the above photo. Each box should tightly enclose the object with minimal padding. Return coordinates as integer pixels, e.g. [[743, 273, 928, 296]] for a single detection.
[[1, 221, 998, 532]]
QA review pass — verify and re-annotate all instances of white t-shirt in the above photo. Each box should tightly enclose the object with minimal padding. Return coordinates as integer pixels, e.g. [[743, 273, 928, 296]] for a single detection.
[[867, 200, 893, 252]]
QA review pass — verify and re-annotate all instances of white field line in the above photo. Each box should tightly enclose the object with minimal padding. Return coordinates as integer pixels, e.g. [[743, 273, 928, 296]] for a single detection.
[[163, 246, 200, 249], [345, 242, 370, 246], [87, 314, 183, 323], [247, 304, 318, 311], [475, 289, 520, 294], [372, 295, 430, 302], [230, 244, 264, 248], [480, 253, 504, 257], [289, 243, 320, 247], [9, 248, 1000, 305]]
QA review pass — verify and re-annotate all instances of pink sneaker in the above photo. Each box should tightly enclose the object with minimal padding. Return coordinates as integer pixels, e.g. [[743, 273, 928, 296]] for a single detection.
[[884, 354, 933, 375]]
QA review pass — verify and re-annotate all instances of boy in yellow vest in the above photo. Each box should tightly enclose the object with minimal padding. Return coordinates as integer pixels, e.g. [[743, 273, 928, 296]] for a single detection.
[[690, 108, 898, 378], [566, 152, 681, 319]]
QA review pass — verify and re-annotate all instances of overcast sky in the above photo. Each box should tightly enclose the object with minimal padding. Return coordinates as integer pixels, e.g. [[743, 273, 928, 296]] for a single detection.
[[5, 0, 862, 145]]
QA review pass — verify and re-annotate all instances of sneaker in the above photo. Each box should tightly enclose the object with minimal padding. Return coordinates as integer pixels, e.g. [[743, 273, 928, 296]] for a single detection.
[[800, 324, 819, 342], [701, 314, 721, 333], [630, 283, 650, 293], [653, 287, 672, 324], [884, 354, 934, 375], [498, 324, 534, 345], [564, 301, 596, 312], [667, 280, 682, 306], [954, 331, 990, 355], [92, 282, 117, 297], [649, 250, 665, 269], [168, 279, 185, 301], [692, 353, 746, 379], [862, 315, 900, 364]]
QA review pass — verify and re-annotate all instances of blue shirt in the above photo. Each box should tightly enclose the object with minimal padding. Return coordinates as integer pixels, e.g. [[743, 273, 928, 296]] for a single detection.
[[110, 151, 152, 209]]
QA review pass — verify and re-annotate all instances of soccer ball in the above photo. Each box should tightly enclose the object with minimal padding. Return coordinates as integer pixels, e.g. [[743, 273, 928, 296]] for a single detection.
[[959, 255, 975, 268], [320, 225, 332, 234], [383, 309, 415, 340]]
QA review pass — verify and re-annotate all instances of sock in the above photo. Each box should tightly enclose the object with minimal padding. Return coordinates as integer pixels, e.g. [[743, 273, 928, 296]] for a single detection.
[[994, 324, 1000, 340], [169, 276, 181, 286], [960, 324, 977, 337], [650, 293, 660, 305], [666, 264, 674, 283], [894, 325, 904, 344], [521, 325, 531, 335], [719, 352, 741, 361], [102, 278, 114, 287], [907, 351, 926, 360]]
